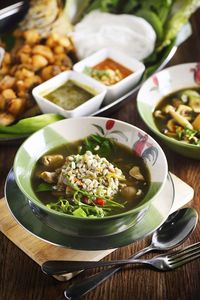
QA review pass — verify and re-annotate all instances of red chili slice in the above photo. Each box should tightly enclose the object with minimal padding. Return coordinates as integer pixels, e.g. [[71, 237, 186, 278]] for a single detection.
[[95, 198, 106, 206]]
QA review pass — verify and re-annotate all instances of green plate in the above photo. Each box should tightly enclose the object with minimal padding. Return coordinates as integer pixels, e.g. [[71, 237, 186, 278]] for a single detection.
[[4, 169, 174, 250]]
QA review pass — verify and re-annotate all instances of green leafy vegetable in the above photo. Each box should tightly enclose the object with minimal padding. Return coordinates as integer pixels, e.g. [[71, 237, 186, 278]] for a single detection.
[[77, 0, 198, 54], [142, 40, 176, 80], [46, 199, 74, 214], [176, 128, 200, 145], [135, 10, 164, 41], [79, 134, 114, 157], [73, 207, 87, 217], [46, 194, 120, 218], [36, 183, 53, 192], [158, 0, 200, 50], [122, 0, 139, 14], [0, 114, 63, 138], [86, 0, 122, 14]]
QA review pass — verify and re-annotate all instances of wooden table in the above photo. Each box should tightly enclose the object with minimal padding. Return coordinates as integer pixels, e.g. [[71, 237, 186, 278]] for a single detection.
[[0, 9, 200, 300]]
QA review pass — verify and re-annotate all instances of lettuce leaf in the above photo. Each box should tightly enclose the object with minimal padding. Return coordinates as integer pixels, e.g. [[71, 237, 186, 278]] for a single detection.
[[0, 114, 63, 136], [158, 0, 200, 50], [86, 0, 122, 13], [123, 0, 172, 25]]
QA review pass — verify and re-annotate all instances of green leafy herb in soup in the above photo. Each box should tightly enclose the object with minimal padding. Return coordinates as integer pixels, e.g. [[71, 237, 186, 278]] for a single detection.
[[154, 88, 200, 145], [32, 135, 150, 218], [44, 80, 95, 110]]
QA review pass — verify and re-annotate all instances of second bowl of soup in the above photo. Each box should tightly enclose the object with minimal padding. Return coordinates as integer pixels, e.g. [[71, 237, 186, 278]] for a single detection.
[[137, 63, 200, 159], [14, 117, 167, 237]]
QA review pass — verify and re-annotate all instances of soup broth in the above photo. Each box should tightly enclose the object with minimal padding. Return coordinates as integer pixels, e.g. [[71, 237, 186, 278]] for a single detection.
[[44, 80, 95, 110], [32, 135, 150, 218]]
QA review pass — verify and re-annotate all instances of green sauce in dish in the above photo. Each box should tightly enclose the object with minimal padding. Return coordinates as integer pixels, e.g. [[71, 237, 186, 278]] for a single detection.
[[44, 80, 95, 110]]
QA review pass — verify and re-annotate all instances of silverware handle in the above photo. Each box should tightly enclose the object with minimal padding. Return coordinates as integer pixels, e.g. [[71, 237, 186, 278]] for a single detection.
[[64, 267, 122, 300], [42, 246, 152, 275], [42, 248, 153, 275], [63, 246, 152, 299], [42, 259, 137, 274]]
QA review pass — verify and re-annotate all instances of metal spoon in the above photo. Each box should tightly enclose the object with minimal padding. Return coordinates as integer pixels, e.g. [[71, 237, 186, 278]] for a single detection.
[[61, 207, 198, 299]]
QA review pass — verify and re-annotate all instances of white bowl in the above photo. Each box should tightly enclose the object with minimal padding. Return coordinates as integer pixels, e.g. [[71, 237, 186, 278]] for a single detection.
[[32, 70, 107, 118], [73, 48, 145, 105]]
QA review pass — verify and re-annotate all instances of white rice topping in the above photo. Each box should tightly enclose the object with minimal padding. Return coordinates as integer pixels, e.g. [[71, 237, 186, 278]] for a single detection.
[[61, 151, 126, 198]]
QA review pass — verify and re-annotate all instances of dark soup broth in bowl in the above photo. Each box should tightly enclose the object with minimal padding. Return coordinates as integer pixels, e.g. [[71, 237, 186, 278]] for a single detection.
[[32, 135, 150, 218], [154, 87, 200, 145]]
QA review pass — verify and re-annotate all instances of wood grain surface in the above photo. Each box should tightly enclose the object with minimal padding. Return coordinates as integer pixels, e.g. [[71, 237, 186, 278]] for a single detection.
[[0, 197, 115, 282], [0, 8, 200, 300]]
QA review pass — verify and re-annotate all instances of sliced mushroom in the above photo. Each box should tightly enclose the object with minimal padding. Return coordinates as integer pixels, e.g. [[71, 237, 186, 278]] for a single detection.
[[189, 96, 200, 113], [41, 154, 64, 167], [176, 104, 192, 120], [164, 105, 193, 130], [129, 166, 144, 181], [182, 90, 199, 97], [165, 131, 177, 138], [172, 98, 183, 108], [39, 171, 57, 183], [166, 119, 178, 132], [120, 186, 137, 199], [154, 110, 165, 119]]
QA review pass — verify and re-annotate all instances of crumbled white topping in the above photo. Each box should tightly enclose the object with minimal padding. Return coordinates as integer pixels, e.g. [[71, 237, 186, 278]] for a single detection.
[[60, 151, 126, 198]]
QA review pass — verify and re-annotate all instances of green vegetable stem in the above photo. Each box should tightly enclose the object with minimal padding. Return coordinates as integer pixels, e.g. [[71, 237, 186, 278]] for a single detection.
[[0, 114, 63, 138]]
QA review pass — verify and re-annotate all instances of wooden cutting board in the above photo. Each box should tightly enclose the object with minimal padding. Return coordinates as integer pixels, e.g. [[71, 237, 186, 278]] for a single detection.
[[0, 173, 194, 281]]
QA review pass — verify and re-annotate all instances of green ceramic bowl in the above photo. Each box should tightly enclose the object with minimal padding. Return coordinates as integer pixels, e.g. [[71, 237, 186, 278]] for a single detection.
[[137, 63, 200, 159], [13, 117, 168, 237]]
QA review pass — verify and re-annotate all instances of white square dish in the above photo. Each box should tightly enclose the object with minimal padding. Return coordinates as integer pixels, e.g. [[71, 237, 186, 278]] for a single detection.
[[32, 70, 106, 118], [73, 48, 145, 105]]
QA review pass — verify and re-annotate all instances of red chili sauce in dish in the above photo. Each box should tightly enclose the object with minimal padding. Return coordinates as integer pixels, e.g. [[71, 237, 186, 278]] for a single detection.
[[84, 58, 133, 86]]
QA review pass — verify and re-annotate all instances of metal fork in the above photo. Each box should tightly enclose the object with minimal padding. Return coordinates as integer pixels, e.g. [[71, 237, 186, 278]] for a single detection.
[[62, 242, 200, 299], [42, 241, 200, 275]]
